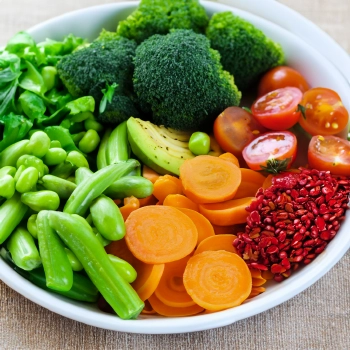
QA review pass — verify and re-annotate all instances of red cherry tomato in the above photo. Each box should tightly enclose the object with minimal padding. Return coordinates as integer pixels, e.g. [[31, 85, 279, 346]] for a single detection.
[[242, 131, 297, 171], [258, 66, 309, 97], [251, 87, 303, 130], [308, 135, 350, 176], [298, 88, 349, 136], [213, 107, 266, 157]]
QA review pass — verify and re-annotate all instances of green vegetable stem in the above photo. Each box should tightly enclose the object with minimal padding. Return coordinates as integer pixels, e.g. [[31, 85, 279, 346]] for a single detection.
[[48, 211, 144, 319], [21, 190, 60, 211]]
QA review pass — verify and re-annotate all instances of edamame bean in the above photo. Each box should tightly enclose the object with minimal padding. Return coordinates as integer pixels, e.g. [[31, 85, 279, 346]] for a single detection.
[[0, 166, 16, 178], [16, 167, 39, 193], [17, 155, 45, 178], [21, 191, 60, 211], [41, 66, 57, 91], [79, 129, 100, 154], [50, 140, 62, 148], [27, 214, 38, 239], [0, 175, 15, 199], [84, 117, 104, 132], [65, 248, 83, 272], [27, 131, 51, 158], [43, 148, 67, 166], [108, 254, 137, 283]]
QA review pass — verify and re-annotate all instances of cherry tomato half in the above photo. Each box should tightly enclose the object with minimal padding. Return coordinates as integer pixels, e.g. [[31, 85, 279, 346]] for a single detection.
[[242, 131, 297, 171], [251, 87, 303, 130], [213, 107, 266, 157], [308, 135, 350, 176], [258, 66, 309, 97], [299, 88, 349, 136]]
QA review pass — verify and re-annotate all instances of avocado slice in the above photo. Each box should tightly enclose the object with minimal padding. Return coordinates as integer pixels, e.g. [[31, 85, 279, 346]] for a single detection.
[[126, 117, 195, 175]]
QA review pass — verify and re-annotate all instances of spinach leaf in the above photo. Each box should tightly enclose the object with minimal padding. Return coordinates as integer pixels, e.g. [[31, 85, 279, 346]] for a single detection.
[[18, 90, 46, 122]]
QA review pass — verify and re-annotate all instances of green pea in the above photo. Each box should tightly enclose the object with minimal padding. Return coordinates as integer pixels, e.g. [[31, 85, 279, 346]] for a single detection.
[[66, 151, 89, 169], [108, 254, 137, 283], [27, 214, 38, 239], [0, 175, 15, 199], [50, 140, 62, 148], [64, 248, 83, 272], [16, 167, 39, 193], [84, 117, 104, 132], [78, 129, 100, 154], [0, 166, 16, 178], [27, 131, 51, 158], [21, 190, 60, 212], [41, 66, 57, 91], [43, 148, 67, 166], [189, 132, 211, 156]]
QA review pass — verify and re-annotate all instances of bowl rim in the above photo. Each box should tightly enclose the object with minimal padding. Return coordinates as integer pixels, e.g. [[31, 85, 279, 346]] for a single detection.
[[1, 0, 350, 334]]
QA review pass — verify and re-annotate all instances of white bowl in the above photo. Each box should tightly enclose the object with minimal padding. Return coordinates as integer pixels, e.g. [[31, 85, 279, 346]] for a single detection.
[[1, 0, 350, 334]]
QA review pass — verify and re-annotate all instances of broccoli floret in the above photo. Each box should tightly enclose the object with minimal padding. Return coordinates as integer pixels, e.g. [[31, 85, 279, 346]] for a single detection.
[[96, 29, 120, 42], [57, 37, 137, 98], [206, 11, 285, 90], [133, 29, 241, 131], [116, 0, 209, 44]]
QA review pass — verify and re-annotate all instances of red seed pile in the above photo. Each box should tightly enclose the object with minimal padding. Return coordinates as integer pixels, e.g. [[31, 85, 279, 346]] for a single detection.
[[233, 168, 350, 282]]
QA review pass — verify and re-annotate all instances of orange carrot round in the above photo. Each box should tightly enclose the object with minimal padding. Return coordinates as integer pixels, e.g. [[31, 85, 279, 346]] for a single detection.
[[219, 152, 240, 167], [142, 165, 161, 184], [194, 234, 237, 255], [199, 197, 254, 226], [155, 255, 195, 308], [249, 268, 267, 287], [248, 286, 266, 299], [120, 196, 140, 221], [125, 205, 198, 264], [148, 294, 204, 317], [163, 194, 199, 211], [138, 194, 158, 207], [234, 168, 265, 199], [183, 250, 252, 311], [180, 155, 241, 204], [152, 175, 183, 204], [176, 208, 215, 245], [141, 300, 156, 315]]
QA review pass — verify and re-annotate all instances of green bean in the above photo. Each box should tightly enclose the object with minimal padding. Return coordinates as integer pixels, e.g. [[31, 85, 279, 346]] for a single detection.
[[78, 129, 100, 154], [97, 128, 112, 170], [0, 174, 15, 199], [43, 148, 67, 166], [108, 254, 137, 283], [106, 121, 130, 165], [75, 167, 93, 185], [15, 167, 39, 193], [105, 176, 154, 199], [21, 191, 60, 212], [40, 175, 77, 199], [0, 140, 30, 167]]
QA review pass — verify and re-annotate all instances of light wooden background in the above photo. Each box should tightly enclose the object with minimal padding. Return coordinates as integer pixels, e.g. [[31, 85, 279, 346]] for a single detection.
[[0, 1, 349, 349]]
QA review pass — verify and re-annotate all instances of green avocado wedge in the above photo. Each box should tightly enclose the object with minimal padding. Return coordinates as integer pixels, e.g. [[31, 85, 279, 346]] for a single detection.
[[126, 117, 195, 175]]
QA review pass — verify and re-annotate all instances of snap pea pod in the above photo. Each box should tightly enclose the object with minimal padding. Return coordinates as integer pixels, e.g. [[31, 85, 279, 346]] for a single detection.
[[39, 175, 77, 199], [26, 131, 51, 158], [0, 175, 15, 199], [75, 167, 93, 185], [0, 166, 16, 178], [21, 191, 60, 211], [6, 227, 41, 271], [105, 176, 154, 199], [90, 195, 125, 241], [64, 160, 139, 216], [27, 214, 38, 239], [0, 192, 29, 244], [36, 211, 73, 292], [108, 254, 137, 283], [106, 121, 130, 165], [15, 167, 39, 193], [96, 128, 112, 170], [1, 248, 98, 302], [0, 140, 30, 167], [17, 155, 45, 178], [48, 211, 144, 319], [65, 248, 83, 272]]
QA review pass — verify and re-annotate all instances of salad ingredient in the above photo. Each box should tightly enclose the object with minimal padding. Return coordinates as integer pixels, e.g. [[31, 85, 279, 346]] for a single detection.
[[96, 129, 111, 170], [153, 175, 183, 204], [308, 135, 350, 176], [119, 196, 140, 221], [183, 250, 252, 310], [78, 129, 100, 153], [180, 155, 241, 204], [138, 195, 158, 207], [48, 211, 144, 319], [43, 148, 67, 166], [65, 248, 83, 272], [298, 87, 349, 136], [0, 174, 15, 199], [39, 175, 77, 199], [15, 167, 38, 193], [21, 191, 60, 211], [6, 227, 41, 271], [26, 131, 51, 158], [234, 168, 266, 199], [148, 293, 204, 317], [17, 155, 45, 178], [242, 131, 297, 171], [142, 165, 160, 184], [189, 132, 211, 155], [133, 29, 241, 130], [234, 168, 350, 281], [251, 87, 303, 130], [0, 166, 16, 177], [258, 66, 309, 96], [0, 192, 28, 244], [0, 140, 30, 168], [125, 205, 198, 264], [27, 214, 38, 239], [198, 197, 254, 226], [108, 254, 137, 284], [248, 286, 266, 299], [106, 121, 130, 165], [213, 107, 265, 157], [194, 234, 238, 255], [127, 117, 194, 175], [250, 269, 267, 287], [105, 176, 154, 199], [37, 211, 73, 291], [219, 153, 240, 167], [154, 255, 195, 307], [116, 0, 209, 44], [206, 11, 284, 90], [163, 194, 199, 212], [64, 160, 138, 216], [90, 195, 125, 241]]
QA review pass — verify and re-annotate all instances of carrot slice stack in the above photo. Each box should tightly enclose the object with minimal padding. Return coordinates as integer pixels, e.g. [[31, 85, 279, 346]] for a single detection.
[[194, 234, 237, 255], [183, 250, 252, 311], [163, 194, 199, 211], [120, 196, 140, 221], [152, 175, 183, 204], [234, 168, 265, 199]]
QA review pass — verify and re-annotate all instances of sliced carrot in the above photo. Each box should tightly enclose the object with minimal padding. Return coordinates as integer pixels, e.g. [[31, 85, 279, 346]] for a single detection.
[[212, 224, 246, 235], [119, 196, 140, 221], [105, 237, 135, 265], [234, 168, 265, 199], [249, 268, 267, 287], [138, 194, 158, 207], [176, 208, 215, 245], [141, 300, 156, 315], [199, 197, 254, 226], [262, 174, 274, 189], [125, 205, 198, 264], [219, 152, 240, 167], [163, 194, 199, 212], [142, 165, 160, 184], [180, 155, 241, 204], [183, 250, 252, 311], [154, 255, 195, 308], [148, 294, 204, 317], [152, 175, 183, 204], [194, 234, 237, 255], [248, 286, 266, 299]]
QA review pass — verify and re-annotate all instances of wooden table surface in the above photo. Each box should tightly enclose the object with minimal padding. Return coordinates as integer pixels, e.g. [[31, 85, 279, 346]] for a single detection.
[[0, 1, 349, 349]]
